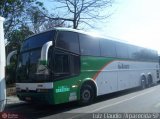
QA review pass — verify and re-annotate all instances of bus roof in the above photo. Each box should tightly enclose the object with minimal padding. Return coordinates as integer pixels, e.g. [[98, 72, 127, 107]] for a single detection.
[[24, 27, 123, 42], [23, 27, 157, 52]]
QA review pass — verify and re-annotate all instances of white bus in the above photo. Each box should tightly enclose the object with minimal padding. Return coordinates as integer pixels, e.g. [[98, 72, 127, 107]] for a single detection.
[[13, 28, 159, 105], [0, 16, 6, 111]]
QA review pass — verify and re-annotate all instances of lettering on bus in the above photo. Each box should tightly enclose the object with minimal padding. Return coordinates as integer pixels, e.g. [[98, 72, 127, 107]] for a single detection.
[[118, 63, 130, 69], [55, 86, 70, 93]]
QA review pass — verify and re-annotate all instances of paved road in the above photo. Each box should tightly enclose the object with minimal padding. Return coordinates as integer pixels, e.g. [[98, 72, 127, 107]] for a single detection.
[[4, 84, 160, 119]]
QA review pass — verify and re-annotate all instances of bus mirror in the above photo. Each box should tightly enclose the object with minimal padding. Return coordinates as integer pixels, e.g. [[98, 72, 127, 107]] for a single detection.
[[40, 41, 53, 65], [7, 50, 17, 66]]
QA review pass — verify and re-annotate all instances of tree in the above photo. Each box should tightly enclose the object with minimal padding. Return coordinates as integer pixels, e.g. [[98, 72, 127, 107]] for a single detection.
[[42, 18, 67, 31], [47, 0, 113, 29], [0, 0, 44, 38], [5, 24, 33, 85], [6, 24, 34, 54], [27, 5, 67, 33], [27, 6, 46, 33]]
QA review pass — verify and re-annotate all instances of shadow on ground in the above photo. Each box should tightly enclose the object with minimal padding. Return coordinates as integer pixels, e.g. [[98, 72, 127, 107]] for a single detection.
[[4, 87, 148, 119]]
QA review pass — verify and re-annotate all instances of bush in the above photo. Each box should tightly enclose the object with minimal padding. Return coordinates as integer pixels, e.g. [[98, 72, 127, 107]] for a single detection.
[[6, 63, 16, 85]]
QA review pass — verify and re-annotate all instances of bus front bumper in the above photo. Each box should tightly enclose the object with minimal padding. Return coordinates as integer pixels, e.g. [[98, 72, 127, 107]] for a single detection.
[[17, 90, 54, 105]]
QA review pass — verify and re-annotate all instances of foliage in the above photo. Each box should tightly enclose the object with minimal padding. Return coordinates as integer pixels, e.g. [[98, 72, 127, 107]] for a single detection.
[[6, 62, 16, 84], [26, 5, 67, 33], [47, 0, 113, 29], [0, 0, 44, 39], [5, 24, 33, 84], [26, 6, 46, 33], [42, 18, 67, 31], [6, 24, 34, 54]]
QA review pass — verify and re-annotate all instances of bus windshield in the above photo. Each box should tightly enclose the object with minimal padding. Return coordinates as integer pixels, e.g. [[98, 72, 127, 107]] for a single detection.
[[21, 30, 55, 52], [16, 31, 55, 83]]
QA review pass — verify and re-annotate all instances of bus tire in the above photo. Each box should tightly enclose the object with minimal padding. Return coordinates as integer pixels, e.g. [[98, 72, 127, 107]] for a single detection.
[[79, 84, 95, 105], [141, 76, 146, 90], [147, 75, 153, 88]]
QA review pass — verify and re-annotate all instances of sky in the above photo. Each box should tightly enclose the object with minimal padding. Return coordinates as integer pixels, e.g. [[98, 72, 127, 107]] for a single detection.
[[102, 0, 160, 52], [42, 0, 160, 53]]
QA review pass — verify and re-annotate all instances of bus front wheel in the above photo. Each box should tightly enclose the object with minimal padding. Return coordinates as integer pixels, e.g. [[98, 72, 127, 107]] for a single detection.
[[79, 84, 95, 105]]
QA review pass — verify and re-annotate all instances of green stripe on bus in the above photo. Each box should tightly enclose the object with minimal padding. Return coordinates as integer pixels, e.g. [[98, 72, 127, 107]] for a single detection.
[[39, 60, 48, 65]]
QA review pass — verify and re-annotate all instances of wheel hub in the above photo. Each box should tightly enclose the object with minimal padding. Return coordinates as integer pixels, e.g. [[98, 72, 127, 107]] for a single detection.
[[82, 90, 91, 101]]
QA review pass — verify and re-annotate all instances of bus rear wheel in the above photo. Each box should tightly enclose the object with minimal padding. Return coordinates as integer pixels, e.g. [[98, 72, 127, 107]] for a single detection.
[[147, 75, 153, 88], [79, 84, 95, 105]]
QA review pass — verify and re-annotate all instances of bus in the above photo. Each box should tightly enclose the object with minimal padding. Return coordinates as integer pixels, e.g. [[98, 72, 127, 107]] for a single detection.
[[15, 28, 159, 105], [0, 16, 6, 111]]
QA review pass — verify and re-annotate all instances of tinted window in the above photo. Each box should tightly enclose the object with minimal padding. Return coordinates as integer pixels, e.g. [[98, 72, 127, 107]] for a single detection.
[[116, 42, 129, 58], [70, 55, 80, 75], [100, 39, 116, 57], [149, 50, 158, 61], [55, 53, 69, 74], [128, 45, 158, 61], [56, 31, 79, 54], [128, 45, 140, 59], [21, 40, 29, 52], [48, 46, 54, 70], [54, 50, 80, 79], [28, 50, 41, 79], [21, 31, 54, 51], [137, 48, 148, 60], [20, 52, 29, 66], [30, 50, 41, 64], [79, 34, 100, 56], [138, 48, 157, 61]]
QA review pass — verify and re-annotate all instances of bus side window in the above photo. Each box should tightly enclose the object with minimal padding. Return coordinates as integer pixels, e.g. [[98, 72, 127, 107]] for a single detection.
[[56, 31, 79, 54], [79, 34, 100, 56], [54, 53, 70, 74], [54, 50, 80, 79], [70, 55, 80, 76], [48, 46, 54, 73]]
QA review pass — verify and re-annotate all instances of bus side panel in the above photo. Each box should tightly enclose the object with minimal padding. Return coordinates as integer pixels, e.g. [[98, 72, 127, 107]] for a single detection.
[[53, 77, 81, 104], [95, 61, 118, 95], [95, 60, 159, 95], [53, 56, 115, 104]]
